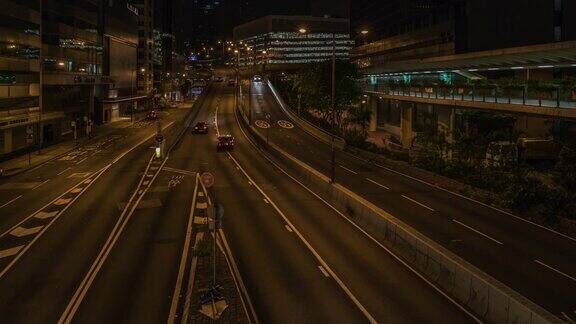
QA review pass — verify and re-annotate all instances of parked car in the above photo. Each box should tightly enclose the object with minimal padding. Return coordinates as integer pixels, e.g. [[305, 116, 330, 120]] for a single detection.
[[193, 121, 209, 134], [215, 76, 224, 82], [216, 135, 235, 151]]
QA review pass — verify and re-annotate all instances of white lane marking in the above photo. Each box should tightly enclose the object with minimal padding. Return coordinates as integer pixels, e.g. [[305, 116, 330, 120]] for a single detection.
[[57, 167, 72, 176], [34, 211, 59, 219], [534, 260, 576, 283], [0, 195, 22, 209], [163, 167, 196, 176], [59, 156, 167, 324], [10, 225, 43, 237], [0, 246, 23, 259], [181, 231, 205, 324], [70, 188, 82, 194], [169, 175, 200, 324], [401, 195, 435, 212], [339, 164, 358, 175], [355, 154, 576, 244], [218, 229, 260, 324], [318, 265, 330, 277], [366, 178, 390, 190], [263, 198, 269, 204], [196, 202, 208, 209], [75, 157, 87, 165], [227, 153, 376, 323], [198, 191, 205, 197], [285, 225, 293, 233], [32, 179, 50, 190], [453, 219, 503, 245], [83, 179, 92, 185], [54, 198, 73, 206], [234, 105, 482, 324], [561, 312, 576, 324], [67, 172, 91, 179], [224, 104, 377, 323]]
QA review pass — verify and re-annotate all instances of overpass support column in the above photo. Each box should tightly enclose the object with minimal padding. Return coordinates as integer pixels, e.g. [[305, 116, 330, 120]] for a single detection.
[[368, 95, 377, 132], [401, 102, 413, 149]]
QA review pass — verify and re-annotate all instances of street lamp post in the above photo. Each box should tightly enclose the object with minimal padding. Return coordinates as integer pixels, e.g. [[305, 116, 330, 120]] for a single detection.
[[330, 32, 336, 184], [299, 27, 337, 183]]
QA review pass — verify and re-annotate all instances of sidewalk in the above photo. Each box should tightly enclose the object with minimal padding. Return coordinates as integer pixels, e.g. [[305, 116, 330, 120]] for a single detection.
[[0, 118, 141, 178]]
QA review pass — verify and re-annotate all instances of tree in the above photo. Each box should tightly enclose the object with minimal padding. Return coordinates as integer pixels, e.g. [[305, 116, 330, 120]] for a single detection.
[[179, 79, 192, 99], [346, 105, 372, 135], [290, 60, 362, 128]]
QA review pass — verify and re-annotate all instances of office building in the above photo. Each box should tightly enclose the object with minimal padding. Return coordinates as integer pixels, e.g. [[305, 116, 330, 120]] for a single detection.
[[135, 0, 154, 95], [99, 0, 142, 124], [41, 0, 103, 146], [0, 0, 40, 156], [233, 15, 353, 70]]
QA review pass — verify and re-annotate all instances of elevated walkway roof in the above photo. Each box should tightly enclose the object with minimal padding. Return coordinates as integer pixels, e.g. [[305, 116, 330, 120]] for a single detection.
[[362, 41, 576, 75]]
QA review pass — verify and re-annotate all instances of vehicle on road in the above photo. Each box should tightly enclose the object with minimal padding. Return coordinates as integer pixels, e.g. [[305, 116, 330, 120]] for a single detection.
[[216, 135, 235, 151], [253, 75, 262, 82], [227, 79, 236, 87], [147, 110, 158, 120], [193, 121, 209, 134]]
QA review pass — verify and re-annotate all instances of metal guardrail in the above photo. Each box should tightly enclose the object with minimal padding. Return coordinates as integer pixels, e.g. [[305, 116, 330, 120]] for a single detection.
[[363, 84, 576, 109]]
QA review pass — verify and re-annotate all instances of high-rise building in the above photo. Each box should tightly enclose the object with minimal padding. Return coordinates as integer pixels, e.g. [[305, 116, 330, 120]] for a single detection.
[[99, 0, 141, 124], [0, 0, 41, 156], [153, 0, 175, 93], [350, 0, 576, 56], [134, 0, 154, 95], [234, 15, 353, 70], [41, 0, 102, 146]]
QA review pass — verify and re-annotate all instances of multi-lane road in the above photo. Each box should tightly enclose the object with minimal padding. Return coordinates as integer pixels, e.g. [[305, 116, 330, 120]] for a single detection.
[[247, 79, 576, 321], [0, 81, 483, 323]]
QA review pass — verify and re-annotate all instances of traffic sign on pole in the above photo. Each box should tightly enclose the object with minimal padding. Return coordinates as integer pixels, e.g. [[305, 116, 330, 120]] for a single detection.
[[201, 172, 215, 188]]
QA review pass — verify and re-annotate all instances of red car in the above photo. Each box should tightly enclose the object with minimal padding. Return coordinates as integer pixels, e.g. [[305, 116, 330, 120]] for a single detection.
[[216, 135, 235, 151], [193, 121, 209, 134]]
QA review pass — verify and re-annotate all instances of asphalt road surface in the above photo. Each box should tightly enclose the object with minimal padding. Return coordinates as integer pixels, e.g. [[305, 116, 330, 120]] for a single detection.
[[247, 79, 576, 320]]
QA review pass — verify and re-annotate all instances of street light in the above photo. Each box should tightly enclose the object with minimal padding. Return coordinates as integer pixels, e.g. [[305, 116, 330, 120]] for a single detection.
[[298, 27, 337, 183]]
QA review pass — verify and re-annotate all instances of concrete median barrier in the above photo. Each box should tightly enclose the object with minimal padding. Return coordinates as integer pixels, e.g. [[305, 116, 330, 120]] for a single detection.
[[235, 104, 560, 324]]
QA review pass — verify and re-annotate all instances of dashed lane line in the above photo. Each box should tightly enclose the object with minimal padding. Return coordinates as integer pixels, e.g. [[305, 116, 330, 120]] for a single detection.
[[452, 219, 503, 245], [0, 195, 22, 209], [366, 178, 390, 190], [401, 195, 435, 212], [318, 265, 330, 277], [534, 260, 576, 283], [32, 179, 50, 190], [57, 167, 72, 176], [339, 165, 358, 175]]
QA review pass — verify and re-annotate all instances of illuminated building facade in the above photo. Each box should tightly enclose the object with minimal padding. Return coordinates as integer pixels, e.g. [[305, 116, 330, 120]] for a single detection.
[[0, 0, 41, 156], [233, 15, 353, 70], [41, 0, 103, 146]]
